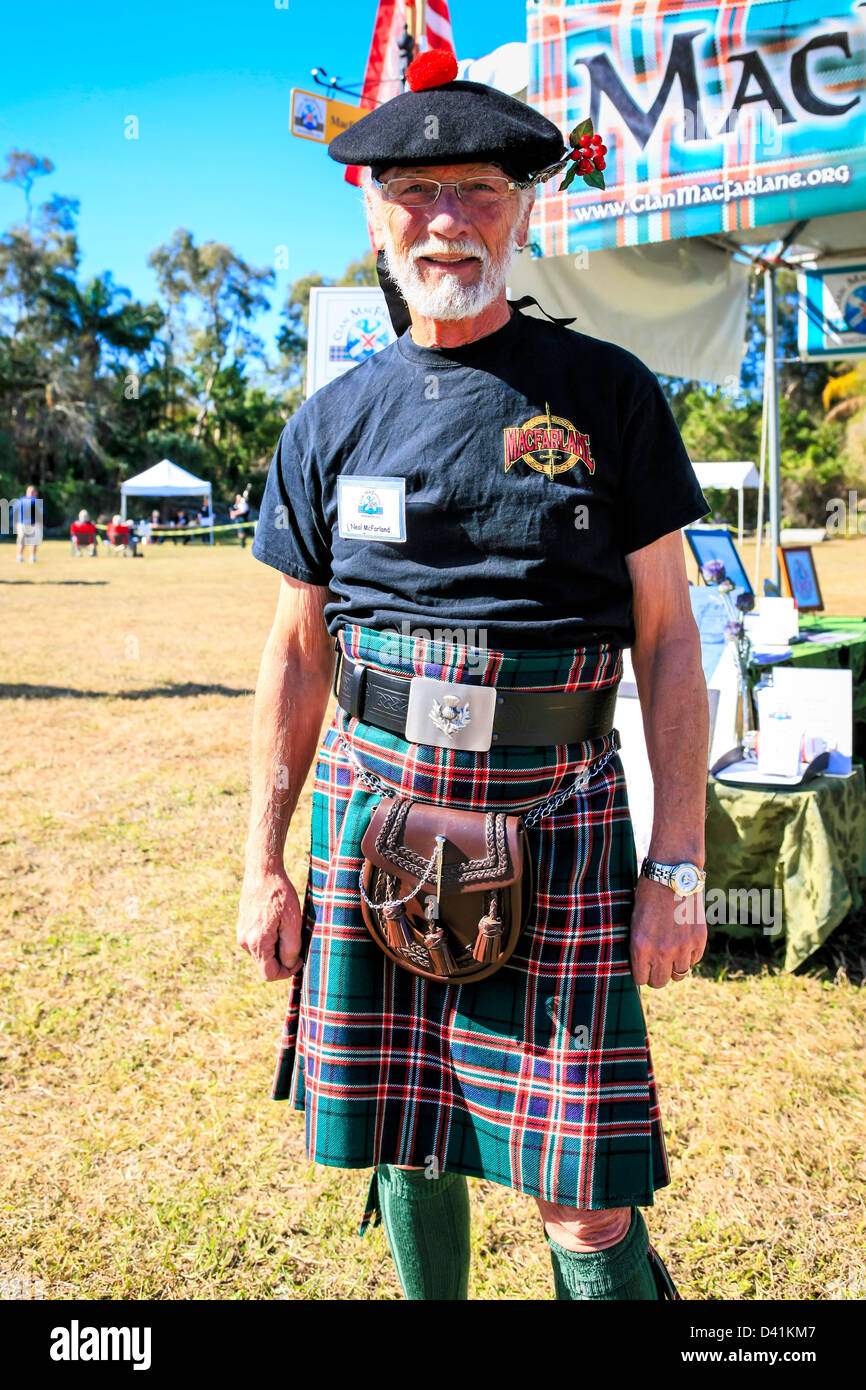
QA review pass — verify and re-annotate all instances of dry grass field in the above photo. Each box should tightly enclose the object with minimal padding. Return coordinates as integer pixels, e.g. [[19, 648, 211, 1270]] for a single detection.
[[1, 533, 865, 1301]]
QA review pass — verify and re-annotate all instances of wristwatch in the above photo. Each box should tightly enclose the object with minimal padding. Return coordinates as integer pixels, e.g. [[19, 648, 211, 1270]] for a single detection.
[[640, 857, 706, 896]]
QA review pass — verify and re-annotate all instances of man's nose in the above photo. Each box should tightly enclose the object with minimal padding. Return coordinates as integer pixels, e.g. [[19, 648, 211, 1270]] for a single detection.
[[424, 186, 474, 234]]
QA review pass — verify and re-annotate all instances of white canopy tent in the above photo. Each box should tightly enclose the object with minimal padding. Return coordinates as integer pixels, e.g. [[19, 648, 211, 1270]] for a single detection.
[[690, 461, 760, 547], [120, 459, 213, 541]]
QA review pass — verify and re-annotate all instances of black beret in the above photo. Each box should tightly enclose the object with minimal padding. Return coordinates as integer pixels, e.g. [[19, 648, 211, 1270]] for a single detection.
[[328, 79, 566, 183]]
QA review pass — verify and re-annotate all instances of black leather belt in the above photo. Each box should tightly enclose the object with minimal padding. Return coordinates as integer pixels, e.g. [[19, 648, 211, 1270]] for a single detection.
[[332, 641, 619, 747]]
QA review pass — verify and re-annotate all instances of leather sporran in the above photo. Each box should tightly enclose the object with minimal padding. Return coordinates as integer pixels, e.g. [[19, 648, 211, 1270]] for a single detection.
[[359, 796, 534, 984]]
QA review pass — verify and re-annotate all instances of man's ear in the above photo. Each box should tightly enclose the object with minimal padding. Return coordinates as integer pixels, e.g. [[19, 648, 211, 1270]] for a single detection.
[[368, 213, 386, 253], [365, 185, 386, 252], [515, 198, 534, 250]]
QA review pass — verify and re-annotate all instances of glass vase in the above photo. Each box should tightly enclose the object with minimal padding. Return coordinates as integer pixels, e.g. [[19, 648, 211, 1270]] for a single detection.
[[735, 675, 757, 752]]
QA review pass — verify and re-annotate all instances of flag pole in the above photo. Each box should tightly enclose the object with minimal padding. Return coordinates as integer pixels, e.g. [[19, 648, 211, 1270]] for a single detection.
[[763, 264, 782, 590], [398, 1, 417, 86]]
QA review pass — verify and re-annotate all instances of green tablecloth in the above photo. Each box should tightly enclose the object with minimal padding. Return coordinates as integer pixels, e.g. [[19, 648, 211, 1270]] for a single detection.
[[705, 766, 866, 971], [754, 614, 866, 726]]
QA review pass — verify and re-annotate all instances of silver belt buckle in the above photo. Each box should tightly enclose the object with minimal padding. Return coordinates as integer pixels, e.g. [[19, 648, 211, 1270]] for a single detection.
[[404, 675, 498, 752]]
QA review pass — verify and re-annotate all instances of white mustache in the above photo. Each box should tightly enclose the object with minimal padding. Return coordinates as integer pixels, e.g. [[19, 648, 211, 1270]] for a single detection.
[[410, 241, 487, 263]]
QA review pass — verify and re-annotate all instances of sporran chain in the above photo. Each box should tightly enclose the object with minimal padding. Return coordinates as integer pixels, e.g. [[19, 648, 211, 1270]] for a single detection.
[[335, 731, 619, 829]]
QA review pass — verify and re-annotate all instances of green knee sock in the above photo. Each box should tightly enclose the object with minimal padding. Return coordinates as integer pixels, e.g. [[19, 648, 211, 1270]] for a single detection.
[[547, 1207, 663, 1300], [376, 1163, 471, 1300]]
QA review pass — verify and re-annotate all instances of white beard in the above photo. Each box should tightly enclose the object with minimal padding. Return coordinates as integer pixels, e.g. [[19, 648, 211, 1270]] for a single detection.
[[381, 230, 523, 322]]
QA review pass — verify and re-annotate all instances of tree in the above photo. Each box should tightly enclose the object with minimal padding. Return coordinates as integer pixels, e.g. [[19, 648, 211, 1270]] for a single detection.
[[0, 153, 163, 496], [38, 270, 163, 482], [0, 152, 386, 517], [1, 150, 54, 233], [147, 229, 274, 446], [822, 363, 866, 487]]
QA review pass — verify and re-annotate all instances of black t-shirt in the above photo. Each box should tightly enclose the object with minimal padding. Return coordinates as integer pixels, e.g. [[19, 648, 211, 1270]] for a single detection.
[[252, 305, 709, 649]]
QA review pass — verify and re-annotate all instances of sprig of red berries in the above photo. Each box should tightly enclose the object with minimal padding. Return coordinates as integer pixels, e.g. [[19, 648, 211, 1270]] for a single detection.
[[559, 119, 607, 192]]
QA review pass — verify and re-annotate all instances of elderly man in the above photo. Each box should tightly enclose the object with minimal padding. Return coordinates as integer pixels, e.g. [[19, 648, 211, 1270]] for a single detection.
[[239, 52, 710, 1301]]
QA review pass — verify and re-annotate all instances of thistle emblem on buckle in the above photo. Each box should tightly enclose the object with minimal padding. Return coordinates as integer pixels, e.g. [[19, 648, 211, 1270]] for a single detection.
[[405, 676, 498, 752], [429, 695, 472, 737]]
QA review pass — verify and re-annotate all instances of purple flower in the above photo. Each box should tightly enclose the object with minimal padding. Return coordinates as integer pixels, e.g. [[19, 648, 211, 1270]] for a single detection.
[[718, 577, 735, 594], [701, 560, 726, 584], [736, 591, 755, 613], [724, 620, 744, 642]]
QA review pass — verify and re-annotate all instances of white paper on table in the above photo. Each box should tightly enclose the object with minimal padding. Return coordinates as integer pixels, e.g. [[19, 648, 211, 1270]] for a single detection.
[[769, 667, 853, 775], [745, 597, 798, 647], [756, 686, 803, 777], [714, 760, 809, 787]]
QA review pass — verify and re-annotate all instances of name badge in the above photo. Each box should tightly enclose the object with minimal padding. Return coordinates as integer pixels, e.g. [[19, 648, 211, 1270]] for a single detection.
[[337, 474, 406, 542]]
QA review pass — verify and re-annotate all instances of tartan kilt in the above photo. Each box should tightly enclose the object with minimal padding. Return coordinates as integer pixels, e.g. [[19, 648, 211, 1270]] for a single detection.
[[271, 622, 671, 1212]]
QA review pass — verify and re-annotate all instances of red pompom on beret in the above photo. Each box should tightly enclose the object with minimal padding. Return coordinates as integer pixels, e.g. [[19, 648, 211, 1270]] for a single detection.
[[406, 48, 459, 91]]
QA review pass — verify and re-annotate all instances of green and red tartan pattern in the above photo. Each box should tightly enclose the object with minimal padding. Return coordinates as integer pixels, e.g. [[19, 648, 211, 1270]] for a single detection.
[[271, 623, 671, 1213]]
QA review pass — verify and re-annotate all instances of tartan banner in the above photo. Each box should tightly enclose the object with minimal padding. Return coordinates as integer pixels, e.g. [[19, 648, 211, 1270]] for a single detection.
[[528, 0, 866, 253], [270, 622, 671, 1212]]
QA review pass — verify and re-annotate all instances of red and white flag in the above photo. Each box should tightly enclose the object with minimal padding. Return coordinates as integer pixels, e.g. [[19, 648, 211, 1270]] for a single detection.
[[425, 0, 455, 51], [345, 0, 455, 186]]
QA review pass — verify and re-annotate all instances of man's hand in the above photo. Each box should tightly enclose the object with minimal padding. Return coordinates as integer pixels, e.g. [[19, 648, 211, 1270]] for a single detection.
[[238, 573, 333, 984], [237, 863, 304, 982], [629, 877, 706, 988]]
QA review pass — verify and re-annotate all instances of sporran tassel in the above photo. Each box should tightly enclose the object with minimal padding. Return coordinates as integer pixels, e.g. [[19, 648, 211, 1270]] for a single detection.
[[473, 891, 505, 964], [382, 897, 415, 951], [423, 926, 456, 976], [422, 892, 455, 974]]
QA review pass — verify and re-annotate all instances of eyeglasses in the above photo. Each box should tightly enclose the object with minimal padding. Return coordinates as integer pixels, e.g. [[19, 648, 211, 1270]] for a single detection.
[[372, 174, 518, 207]]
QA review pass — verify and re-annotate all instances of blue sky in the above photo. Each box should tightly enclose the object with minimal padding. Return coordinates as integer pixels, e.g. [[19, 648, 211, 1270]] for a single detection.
[[0, 0, 529, 353]]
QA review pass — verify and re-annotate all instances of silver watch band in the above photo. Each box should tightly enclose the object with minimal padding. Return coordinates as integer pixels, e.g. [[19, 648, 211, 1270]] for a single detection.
[[640, 857, 706, 895]]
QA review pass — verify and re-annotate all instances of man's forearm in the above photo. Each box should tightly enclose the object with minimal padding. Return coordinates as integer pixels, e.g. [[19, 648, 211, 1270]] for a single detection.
[[631, 631, 709, 866], [245, 621, 334, 872]]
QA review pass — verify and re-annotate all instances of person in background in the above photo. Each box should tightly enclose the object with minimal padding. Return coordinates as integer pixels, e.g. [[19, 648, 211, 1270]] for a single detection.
[[229, 492, 249, 548], [132, 517, 150, 553], [70, 509, 97, 557], [197, 500, 215, 544], [169, 510, 187, 545], [148, 509, 163, 546], [13, 485, 43, 564], [106, 514, 132, 556]]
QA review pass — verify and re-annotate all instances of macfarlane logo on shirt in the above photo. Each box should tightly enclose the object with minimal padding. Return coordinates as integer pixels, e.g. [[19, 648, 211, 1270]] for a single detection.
[[503, 404, 595, 479]]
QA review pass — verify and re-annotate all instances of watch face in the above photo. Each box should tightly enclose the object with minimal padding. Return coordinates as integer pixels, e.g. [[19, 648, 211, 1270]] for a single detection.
[[671, 863, 701, 894]]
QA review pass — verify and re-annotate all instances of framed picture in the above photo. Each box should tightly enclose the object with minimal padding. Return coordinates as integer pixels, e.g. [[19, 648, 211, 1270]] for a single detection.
[[684, 527, 754, 598], [777, 545, 824, 612]]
